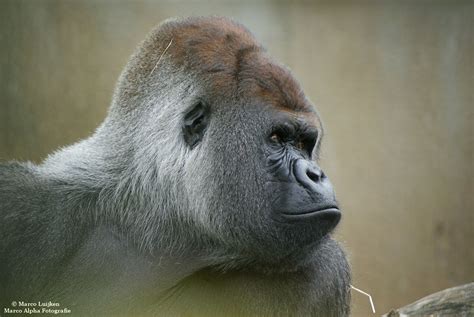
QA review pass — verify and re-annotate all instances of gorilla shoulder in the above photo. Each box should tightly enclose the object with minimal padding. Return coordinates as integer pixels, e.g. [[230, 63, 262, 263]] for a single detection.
[[0, 162, 44, 227]]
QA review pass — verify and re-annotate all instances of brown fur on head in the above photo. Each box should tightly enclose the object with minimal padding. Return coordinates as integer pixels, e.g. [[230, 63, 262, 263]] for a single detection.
[[114, 17, 316, 116]]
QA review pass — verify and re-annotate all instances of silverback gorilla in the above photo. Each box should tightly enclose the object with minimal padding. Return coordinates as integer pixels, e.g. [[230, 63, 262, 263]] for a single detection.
[[0, 17, 350, 316]]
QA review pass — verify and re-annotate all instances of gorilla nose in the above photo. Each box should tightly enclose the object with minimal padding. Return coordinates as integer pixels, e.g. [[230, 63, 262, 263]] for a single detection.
[[294, 159, 326, 188]]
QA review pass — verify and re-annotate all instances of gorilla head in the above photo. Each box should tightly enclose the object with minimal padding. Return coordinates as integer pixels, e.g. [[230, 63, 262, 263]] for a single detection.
[[92, 17, 343, 269]]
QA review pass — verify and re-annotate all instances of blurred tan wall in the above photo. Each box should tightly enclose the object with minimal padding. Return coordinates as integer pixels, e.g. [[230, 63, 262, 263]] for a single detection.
[[0, 1, 472, 315]]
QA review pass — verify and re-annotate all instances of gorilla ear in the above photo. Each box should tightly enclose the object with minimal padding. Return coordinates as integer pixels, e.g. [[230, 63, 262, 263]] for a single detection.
[[183, 102, 210, 149]]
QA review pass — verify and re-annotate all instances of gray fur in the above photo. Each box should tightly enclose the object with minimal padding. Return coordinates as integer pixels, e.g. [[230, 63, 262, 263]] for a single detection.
[[0, 17, 350, 316]]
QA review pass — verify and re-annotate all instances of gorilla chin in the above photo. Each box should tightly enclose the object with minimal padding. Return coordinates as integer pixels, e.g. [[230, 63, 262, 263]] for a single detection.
[[0, 16, 351, 317]]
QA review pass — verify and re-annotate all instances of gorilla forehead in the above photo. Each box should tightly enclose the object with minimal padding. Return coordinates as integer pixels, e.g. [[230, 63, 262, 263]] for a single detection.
[[124, 16, 315, 114]]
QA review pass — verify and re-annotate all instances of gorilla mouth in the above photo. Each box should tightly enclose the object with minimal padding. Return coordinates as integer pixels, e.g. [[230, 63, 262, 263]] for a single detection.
[[280, 205, 341, 220]]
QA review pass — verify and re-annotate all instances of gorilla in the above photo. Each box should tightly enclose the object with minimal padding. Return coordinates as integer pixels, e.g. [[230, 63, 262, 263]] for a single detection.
[[0, 17, 350, 316]]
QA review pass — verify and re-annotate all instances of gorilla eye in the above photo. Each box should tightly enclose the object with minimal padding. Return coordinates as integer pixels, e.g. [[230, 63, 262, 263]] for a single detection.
[[270, 133, 281, 143], [183, 102, 210, 149], [269, 124, 293, 144], [298, 133, 318, 157], [296, 140, 305, 151]]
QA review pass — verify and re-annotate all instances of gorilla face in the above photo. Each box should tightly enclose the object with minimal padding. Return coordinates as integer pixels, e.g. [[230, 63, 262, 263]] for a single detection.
[[181, 82, 340, 264]]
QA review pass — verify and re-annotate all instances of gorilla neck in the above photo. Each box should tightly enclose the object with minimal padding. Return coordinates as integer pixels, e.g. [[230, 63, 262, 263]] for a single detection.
[[43, 225, 349, 316]]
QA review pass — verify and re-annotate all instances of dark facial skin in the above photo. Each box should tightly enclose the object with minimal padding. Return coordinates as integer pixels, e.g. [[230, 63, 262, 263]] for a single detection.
[[265, 112, 340, 234]]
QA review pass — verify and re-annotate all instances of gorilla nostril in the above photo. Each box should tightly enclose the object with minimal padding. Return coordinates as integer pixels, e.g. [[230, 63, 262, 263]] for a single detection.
[[307, 169, 321, 183]]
